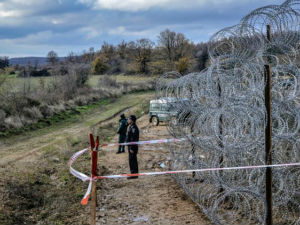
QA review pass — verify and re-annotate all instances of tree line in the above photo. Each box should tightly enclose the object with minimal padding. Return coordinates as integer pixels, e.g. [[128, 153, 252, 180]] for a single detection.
[[1, 29, 210, 77], [91, 29, 209, 75]]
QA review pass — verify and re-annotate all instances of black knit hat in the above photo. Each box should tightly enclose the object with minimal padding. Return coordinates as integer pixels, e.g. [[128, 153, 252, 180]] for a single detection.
[[129, 115, 136, 122], [120, 113, 125, 119]]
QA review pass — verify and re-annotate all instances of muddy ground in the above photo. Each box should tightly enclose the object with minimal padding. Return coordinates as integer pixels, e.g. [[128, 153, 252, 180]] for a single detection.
[[96, 115, 211, 225]]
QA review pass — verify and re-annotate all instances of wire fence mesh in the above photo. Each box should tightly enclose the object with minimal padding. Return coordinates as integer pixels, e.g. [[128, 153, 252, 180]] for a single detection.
[[156, 0, 300, 224]]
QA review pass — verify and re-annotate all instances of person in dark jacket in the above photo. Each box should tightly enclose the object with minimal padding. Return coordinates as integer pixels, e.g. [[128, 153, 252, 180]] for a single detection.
[[126, 115, 139, 179], [116, 114, 128, 154]]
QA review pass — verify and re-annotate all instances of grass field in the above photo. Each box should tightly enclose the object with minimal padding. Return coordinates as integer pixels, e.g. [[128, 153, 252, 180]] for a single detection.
[[2, 74, 157, 91], [88, 74, 157, 87], [3, 75, 53, 92]]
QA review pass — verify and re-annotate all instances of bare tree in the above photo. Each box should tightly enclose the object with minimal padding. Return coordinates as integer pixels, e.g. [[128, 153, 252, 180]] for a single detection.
[[135, 38, 154, 73], [47, 50, 59, 65], [117, 40, 128, 59], [158, 29, 176, 62], [158, 29, 192, 62], [100, 42, 115, 61], [82, 47, 96, 63], [195, 42, 209, 71], [67, 51, 76, 63], [174, 33, 192, 61]]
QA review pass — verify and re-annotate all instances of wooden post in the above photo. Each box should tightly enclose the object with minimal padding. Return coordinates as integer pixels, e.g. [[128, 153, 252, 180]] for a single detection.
[[89, 134, 99, 225], [265, 24, 273, 225], [217, 81, 224, 193]]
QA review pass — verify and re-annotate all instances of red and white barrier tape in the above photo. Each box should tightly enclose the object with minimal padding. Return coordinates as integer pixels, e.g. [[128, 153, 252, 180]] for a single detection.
[[69, 137, 186, 182], [69, 148, 90, 182], [99, 137, 187, 148], [70, 137, 188, 204], [69, 145, 300, 205], [97, 162, 300, 179]]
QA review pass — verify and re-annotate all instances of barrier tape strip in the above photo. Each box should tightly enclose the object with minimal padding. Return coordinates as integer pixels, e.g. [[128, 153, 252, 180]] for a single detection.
[[99, 137, 187, 148], [69, 146, 300, 205], [97, 162, 300, 179], [69, 148, 90, 182], [69, 136, 186, 182], [69, 137, 188, 195]]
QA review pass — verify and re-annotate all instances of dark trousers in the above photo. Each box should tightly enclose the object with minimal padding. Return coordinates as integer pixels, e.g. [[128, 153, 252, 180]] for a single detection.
[[118, 135, 126, 152], [129, 152, 139, 174], [118, 144, 125, 152]]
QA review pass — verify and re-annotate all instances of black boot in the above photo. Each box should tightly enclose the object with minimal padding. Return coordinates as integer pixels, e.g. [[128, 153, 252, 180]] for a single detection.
[[127, 176, 138, 179]]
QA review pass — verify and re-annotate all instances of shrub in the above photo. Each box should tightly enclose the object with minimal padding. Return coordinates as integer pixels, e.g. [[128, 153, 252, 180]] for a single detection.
[[64, 100, 76, 110], [30, 69, 50, 77], [78, 86, 91, 96], [0, 109, 6, 130], [23, 107, 43, 120], [26, 97, 41, 107], [176, 57, 191, 75], [4, 95, 29, 115], [39, 104, 55, 117], [92, 56, 108, 75], [4, 116, 23, 129], [20, 115, 34, 126], [53, 104, 66, 113], [74, 96, 88, 106], [0, 109, 6, 121], [58, 74, 77, 100], [55, 64, 90, 100], [70, 64, 90, 87]]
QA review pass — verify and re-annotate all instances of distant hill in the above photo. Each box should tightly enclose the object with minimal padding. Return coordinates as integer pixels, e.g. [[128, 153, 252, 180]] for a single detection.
[[9, 57, 65, 66]]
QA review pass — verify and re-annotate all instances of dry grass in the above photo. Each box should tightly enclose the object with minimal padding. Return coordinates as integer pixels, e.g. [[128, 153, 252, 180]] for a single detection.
[[88, 74, 158, 87], [0, 74, 155, 137]]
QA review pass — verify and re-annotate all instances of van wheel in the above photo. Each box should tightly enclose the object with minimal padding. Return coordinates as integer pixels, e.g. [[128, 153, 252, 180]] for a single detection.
[[169, 116, 178, 126], [151, 116, 159, 126]]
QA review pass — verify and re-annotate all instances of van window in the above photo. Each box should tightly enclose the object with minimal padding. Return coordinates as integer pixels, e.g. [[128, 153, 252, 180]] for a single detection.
[[161, 103, 169, 111], [161, 103, 176, 111], [150, 103, 160, 111]]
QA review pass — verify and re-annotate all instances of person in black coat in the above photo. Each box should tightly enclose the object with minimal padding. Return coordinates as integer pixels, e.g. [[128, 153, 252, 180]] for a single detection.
[[126, 115, 139, 179], [116, 114, 128, 154]]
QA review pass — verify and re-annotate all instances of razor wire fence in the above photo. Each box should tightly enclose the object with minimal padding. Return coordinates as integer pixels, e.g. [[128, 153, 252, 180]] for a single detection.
[[156, 0, 300, 224]]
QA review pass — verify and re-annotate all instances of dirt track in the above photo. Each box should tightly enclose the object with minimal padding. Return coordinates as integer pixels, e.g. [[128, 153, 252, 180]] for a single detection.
[[97, 115, 210, 225]]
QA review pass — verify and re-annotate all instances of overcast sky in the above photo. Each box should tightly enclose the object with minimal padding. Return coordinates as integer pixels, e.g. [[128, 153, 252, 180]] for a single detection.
[[0, 0, 284, 58]]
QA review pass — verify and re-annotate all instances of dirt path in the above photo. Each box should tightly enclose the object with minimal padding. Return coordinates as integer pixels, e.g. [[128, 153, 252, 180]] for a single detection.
[[0, 92, 151, 167], [97, 115, 210, 225]]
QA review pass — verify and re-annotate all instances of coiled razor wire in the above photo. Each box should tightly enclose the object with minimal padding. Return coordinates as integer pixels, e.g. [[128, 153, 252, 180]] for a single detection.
[[156, 0, 300, 224]]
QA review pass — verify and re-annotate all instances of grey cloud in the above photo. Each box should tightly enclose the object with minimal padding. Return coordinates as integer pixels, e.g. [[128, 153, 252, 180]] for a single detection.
[[0, 0, 285, 57]]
